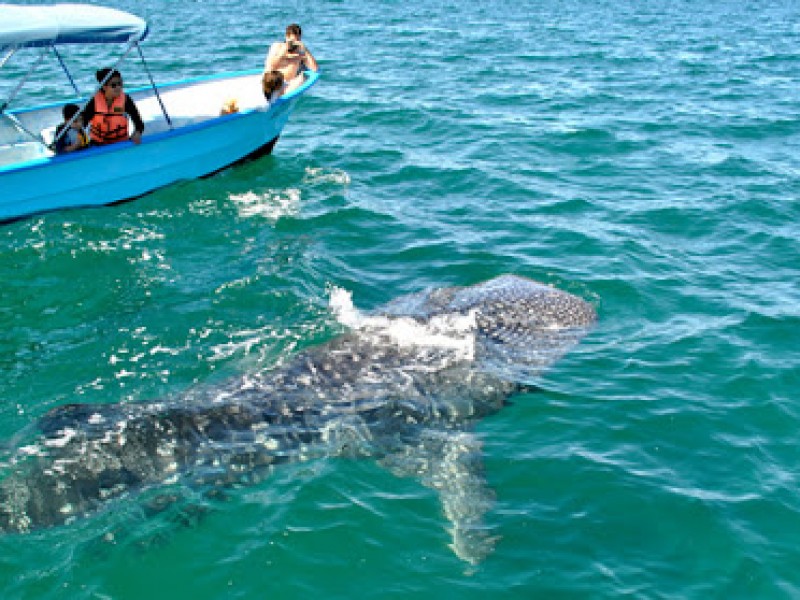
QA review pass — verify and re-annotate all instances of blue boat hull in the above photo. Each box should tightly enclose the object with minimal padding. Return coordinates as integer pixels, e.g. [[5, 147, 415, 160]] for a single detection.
[[0, 70, 318, 221]]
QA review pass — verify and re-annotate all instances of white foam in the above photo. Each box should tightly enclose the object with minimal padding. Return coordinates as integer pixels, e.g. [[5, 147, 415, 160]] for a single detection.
[[303, 167, 351, 185], [329, 286, 361, 329], [208, 327, 272, 362], [229, 189, 301, 220], [328, 286, 476, 359]]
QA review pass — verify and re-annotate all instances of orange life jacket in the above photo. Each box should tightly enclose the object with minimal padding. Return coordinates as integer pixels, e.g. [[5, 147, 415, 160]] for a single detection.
[[89, 91, 129, 145]]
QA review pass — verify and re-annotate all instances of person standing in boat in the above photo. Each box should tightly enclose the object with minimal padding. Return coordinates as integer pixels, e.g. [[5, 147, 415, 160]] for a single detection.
[[82, 68, 144, 146], [263, 24, 318, 94]]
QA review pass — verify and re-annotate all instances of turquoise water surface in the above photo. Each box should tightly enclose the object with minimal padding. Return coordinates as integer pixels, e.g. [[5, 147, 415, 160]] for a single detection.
[[2, 0, 800, 598]]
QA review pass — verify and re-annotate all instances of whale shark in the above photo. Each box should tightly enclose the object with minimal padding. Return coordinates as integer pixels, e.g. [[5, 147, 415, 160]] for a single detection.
[[0, 274, 596, 564]]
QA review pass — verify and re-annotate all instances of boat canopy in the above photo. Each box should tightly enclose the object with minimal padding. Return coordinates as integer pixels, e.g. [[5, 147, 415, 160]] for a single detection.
[[0, 4, 148, 51]]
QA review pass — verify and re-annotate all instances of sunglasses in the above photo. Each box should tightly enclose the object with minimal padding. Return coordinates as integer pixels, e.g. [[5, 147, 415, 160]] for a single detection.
[[107, 81, 123, 88]]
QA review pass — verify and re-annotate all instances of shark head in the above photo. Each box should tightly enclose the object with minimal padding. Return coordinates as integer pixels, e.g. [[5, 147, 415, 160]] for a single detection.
[[375, 274, 597, 382]]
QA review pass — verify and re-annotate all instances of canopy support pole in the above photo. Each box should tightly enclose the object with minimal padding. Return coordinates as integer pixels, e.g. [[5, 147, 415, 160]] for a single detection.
[[0, 46, 47, 113], [1, 112, 44, 145], [52, 46, 81, 95], [136, 43, 172, 129], [1, 48, 16, 69], [94, 39, 139, 90]]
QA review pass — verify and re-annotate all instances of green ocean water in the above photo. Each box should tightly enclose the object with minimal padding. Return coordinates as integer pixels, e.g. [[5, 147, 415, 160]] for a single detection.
[[2, 0, 800, 597]]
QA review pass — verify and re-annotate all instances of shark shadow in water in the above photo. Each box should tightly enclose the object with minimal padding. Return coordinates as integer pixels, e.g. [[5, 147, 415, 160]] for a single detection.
[[0, 275, 596, 564]]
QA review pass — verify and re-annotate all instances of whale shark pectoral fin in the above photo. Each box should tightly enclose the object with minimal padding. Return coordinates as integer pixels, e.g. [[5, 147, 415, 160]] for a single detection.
[[378, 429, 499, 565]]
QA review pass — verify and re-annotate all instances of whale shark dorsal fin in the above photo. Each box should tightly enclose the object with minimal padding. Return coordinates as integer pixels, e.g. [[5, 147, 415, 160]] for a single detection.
[[378, 429, 499, 565]]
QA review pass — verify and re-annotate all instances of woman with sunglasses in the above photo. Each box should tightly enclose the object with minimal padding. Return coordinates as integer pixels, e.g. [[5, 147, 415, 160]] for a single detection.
[[82, 68, 145, 146]]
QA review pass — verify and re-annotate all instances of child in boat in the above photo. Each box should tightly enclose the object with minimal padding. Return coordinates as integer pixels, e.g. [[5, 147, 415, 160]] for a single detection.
[[54, 104, 89, 154], [262, 70, 284, 104]]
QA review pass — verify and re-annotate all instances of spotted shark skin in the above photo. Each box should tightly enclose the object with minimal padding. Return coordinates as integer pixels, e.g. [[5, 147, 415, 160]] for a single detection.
[[0, 275, 596, 564]]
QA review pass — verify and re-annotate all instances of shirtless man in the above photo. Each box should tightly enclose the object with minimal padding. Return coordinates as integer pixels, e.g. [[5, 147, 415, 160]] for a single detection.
[[263, 24, 318, 93]]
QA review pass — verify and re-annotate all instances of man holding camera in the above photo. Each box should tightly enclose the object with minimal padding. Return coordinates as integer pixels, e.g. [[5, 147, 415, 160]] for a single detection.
[[264, 23, 318, 93]]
